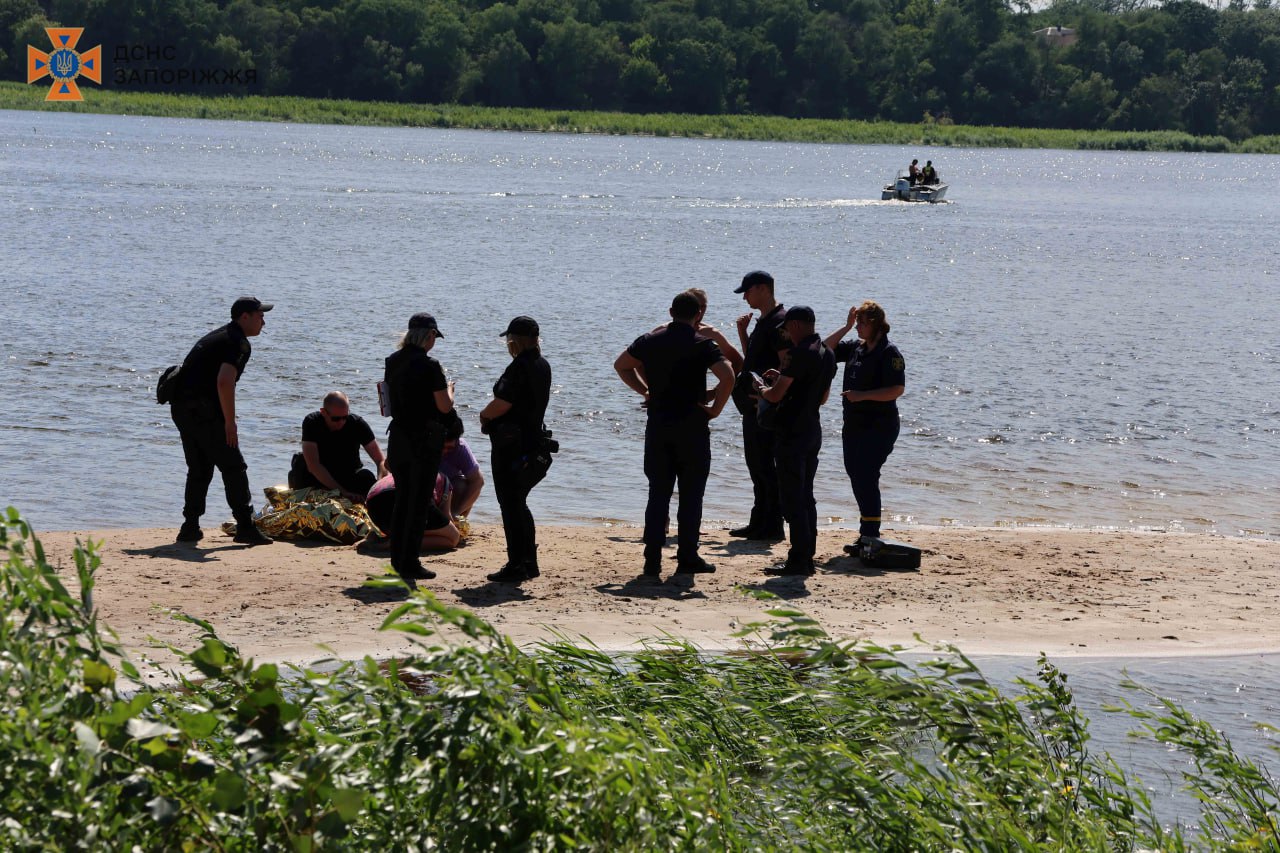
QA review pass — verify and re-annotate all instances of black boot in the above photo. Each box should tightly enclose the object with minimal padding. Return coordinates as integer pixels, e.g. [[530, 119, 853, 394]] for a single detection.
[[176, 521, 203, 543], [487, 562, 528, 583], [233, 520, 273, 546]]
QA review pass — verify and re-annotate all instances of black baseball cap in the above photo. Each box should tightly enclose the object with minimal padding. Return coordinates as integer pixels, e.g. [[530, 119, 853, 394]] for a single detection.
[[231, 296, 273, 317], [408, 312, 443, 337], [500, 316, 540, 337], [734, 270, 774, 293], [786, 305, 816, 324]]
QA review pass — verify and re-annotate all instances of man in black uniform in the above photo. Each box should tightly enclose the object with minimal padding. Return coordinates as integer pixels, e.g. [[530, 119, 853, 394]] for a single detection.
[[169, 296, 274, 546], [731, 270, 789, 540], [756, 306, 836, 575], [288, 390, 387, 502], [616, 292, 734, 577]]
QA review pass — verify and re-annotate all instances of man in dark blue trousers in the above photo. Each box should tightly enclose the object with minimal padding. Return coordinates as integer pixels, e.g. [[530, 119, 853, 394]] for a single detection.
[[730, 270, 789, 540], [615, 292, 735, 578], [755, 306, 836, 575]]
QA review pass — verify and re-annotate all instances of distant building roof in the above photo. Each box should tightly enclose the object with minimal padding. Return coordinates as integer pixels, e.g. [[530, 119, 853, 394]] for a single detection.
[[1033, 26, 1078, 46]]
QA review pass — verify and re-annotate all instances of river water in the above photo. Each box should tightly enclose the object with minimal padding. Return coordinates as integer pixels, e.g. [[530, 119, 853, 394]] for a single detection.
[[2, 109, 1276, 538], [2, 109, 1277, 824]]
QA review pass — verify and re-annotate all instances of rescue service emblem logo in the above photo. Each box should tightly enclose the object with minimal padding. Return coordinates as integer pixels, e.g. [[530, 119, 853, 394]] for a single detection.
[[28, 28, 102, 101]]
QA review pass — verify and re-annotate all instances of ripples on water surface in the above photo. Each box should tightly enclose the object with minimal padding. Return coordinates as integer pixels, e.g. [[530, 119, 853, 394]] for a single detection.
[[3, 112, 1278, 819], [1, 111, 1276, 537]]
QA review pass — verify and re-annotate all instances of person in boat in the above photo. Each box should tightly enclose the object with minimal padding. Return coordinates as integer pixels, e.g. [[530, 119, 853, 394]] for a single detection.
[[908, 159, 920, 186], [920, 161, 938, 185], [823, 301, 905, 557]]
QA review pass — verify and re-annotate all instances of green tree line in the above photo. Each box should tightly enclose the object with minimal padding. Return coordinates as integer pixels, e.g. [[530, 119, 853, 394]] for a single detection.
[[4, 0, 1279, 139]]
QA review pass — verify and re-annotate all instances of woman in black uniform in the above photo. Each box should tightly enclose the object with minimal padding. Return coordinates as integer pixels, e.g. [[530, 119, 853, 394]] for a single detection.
[[824, 301, 905, 553], [479, 316, 553, 583], [383, 312, 456, 587]]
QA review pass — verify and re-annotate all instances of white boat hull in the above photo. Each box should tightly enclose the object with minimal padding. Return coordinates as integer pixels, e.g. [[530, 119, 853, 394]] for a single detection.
[[882, 177, 948, 203]]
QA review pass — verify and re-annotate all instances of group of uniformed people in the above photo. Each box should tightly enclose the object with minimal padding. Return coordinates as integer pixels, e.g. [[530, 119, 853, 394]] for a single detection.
[[168, 300, 551, 589], [168, 276, 906, 585], [617, 271, 906, 578]]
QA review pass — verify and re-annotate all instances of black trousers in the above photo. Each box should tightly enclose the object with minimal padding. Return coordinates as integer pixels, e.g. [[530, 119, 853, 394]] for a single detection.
[[843, 414, 900, 538], [171, 401, 253, 525], [643, 415, 711, 562], [741, 411, 782, 532], [774, 420, 822, 567], [491, 441, 542, 568], [386, 420, 444, 575], [288, 455, 377, 498]]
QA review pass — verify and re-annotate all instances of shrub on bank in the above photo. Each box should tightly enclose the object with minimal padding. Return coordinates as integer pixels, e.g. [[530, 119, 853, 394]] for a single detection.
[[2, 508, 1276, 849], [4, 82, 1279, 155]]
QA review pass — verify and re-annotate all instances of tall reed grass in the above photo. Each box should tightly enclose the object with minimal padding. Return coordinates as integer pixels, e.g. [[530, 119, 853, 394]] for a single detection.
[[3, 82, 1277, 154], [2, 508, 1277, 849]]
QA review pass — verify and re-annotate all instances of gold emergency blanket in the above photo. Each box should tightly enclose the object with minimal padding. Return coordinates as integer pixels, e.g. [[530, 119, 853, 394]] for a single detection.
[[220, 485, 376, 545]]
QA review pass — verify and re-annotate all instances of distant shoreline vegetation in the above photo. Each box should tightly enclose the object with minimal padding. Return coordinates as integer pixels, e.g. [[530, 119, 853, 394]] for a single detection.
[[4, 83, 1279, 154]]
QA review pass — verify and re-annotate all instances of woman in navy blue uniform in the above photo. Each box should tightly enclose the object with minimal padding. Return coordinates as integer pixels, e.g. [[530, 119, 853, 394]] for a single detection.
[[825, 301, 905, 550]]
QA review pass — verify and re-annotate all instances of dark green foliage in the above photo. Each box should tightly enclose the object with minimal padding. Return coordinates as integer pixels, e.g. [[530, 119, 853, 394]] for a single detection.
[[6, 79, 1279, 153], [8, 0, 1280, 140], [3, 507, 1279, 849]]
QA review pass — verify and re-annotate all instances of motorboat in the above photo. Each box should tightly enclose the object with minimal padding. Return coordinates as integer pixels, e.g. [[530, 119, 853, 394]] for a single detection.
[[881, 170, 948, 202]]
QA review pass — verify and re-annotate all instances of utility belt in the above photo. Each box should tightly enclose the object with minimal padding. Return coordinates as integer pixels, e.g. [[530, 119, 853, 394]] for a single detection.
[[488, 423, 559, 489]]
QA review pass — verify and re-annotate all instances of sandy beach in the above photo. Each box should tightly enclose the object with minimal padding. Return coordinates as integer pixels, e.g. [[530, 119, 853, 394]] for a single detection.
[[28, 523, 1280, 674]]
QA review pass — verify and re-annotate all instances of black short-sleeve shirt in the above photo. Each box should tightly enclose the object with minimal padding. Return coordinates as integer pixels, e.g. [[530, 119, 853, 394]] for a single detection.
[[175, 322, 251, 404], [384, 347, 449, 429], [776, 333, 836, 432], [833, 337, 905, 420], [628, 322, 726, 424], [490, 349, 552, 444], [301, 411, 376, 474], [742, 304, 789, 375], [733, 304, 789, 411]]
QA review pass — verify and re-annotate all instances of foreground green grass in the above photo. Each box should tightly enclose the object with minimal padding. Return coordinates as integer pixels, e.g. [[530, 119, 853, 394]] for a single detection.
[[3, 508, 1278, 850], [4, 81, 1279, 154]]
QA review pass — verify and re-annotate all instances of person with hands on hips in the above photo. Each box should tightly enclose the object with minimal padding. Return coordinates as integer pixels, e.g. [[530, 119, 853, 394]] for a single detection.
[[824, 301, 905, 555], [615, 291, 735, 579]]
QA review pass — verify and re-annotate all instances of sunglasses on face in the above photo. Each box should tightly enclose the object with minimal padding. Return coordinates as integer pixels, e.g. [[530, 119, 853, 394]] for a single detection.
[[325, 413, 349, 422]]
